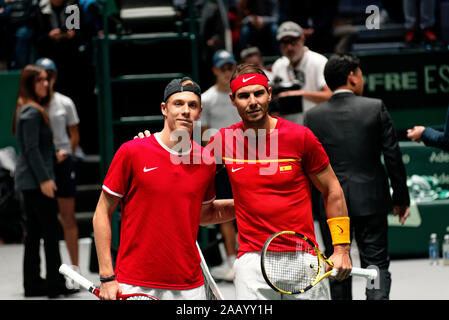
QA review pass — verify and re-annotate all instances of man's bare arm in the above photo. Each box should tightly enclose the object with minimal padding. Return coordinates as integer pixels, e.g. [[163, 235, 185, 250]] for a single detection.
[[309, 164, 351, 280], [200, 199, 235, 226], [92, 191, 122, 299], [310, 164, 348, 220]]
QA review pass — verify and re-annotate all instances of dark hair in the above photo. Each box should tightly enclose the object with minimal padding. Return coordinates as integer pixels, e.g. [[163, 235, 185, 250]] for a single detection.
[[324, 53, 361, 91], [12, 65, 50, 135], [231, 63, 267, 82]]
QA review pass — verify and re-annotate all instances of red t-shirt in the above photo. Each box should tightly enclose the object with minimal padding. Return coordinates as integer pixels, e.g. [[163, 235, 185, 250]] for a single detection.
[[102, 133, 216, 289], [208, 116, 329, 257]]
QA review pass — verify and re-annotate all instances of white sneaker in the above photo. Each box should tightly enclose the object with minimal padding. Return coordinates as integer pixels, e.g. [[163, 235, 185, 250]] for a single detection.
[[210, 263, 234, 281], [210, 255, 236, 282], [222, 267, 235, 282]]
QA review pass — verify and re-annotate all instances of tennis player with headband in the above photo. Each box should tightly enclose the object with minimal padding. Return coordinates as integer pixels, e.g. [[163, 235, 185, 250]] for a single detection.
[[134, 66, 352, 299], [205, 63, 352, 300]]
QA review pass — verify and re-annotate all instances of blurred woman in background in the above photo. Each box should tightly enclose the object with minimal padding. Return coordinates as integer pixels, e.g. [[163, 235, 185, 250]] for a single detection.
[[12, 64, 76, 298]]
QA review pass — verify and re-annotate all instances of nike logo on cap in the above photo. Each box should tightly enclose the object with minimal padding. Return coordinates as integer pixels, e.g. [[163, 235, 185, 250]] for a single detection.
[[143, 167, 158, 172], [231, 167, 244, 173], [242, 76, 256, 83]]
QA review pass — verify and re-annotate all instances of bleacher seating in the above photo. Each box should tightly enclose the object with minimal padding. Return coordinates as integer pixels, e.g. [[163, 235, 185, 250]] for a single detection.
[[115, 0, 178, 33]]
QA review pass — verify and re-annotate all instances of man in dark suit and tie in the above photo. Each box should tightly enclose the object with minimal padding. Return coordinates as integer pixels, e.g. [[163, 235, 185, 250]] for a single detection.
[[304, 53, 410, 300]]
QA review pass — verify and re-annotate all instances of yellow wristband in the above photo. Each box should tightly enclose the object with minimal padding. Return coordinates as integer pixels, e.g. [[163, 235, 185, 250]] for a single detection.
[[327, 217, 351, 245]]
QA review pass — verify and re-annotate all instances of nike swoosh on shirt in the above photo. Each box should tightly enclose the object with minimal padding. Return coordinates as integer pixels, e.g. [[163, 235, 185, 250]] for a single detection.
[[231, 167, 244, 173], [242, 76, 256, 83], [143, 167, 158, 172]]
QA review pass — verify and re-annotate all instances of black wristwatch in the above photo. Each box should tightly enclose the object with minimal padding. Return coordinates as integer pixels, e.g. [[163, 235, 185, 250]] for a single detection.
[[100, 275, 116, 283]]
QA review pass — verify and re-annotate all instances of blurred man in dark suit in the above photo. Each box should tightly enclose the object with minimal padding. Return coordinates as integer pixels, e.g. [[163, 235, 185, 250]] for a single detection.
[[304, 53, 410, 300]]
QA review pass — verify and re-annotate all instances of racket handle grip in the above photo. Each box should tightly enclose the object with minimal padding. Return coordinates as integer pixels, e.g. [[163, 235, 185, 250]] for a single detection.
[[59, 264, 95, 291], [331, 267, 378, 280], [351, 267, 378, 279]]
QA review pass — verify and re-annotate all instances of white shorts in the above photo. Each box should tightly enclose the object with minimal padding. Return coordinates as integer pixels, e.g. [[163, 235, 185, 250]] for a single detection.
[[119, 282, 206, 300], [234, 252, 330, 300]]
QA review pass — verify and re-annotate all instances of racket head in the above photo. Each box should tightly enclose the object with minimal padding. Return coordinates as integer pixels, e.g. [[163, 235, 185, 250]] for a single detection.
[[261, 231, 323, 294]]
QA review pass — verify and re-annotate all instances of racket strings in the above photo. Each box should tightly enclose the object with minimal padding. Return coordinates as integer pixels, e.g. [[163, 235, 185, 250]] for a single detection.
[[122, 295, 155, 300], [201, 268, 218, 300], [264, 234, 319, 293]]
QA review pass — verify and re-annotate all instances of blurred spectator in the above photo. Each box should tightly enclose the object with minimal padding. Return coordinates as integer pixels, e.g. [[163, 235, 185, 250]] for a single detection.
[[35, 0, 81, 106], [407, 105, 449, 151], [35, 57, 81, 284], [239, 46, 272, 81], [333, 21, 358, 54], [201, 49, 239, 282], [278, 0, 338, 54], [403, 0, 437, 45], [270, 21, 331, 125], [200, 0, 228, 58], [201, 50, 240, 131], [304, 53, 410, 300], [198, 0, 241, 88], [12, 64, 77, 298], [239, 0, 279, 56], [78, 0, 102, 38], [199, 0, 228, 87], [35, 0, 79, 53], [2, 0, 39, 69], [77, 0, 103, 60]]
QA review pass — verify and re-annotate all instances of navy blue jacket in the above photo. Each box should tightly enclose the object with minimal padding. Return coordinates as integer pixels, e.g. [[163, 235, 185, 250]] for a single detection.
[[422, 105, 449, 152]]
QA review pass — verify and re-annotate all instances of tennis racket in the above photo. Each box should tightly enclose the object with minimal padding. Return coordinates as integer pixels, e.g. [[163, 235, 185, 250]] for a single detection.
[[196, 242, 225, 300], [261, 231, 378, 295], [59, 264, 158, 300]]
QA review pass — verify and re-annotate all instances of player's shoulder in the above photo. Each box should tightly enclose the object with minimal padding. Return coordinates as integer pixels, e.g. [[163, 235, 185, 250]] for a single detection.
[[277, 116, 314, 140], [277, 116, 307, 131], [120, 135, 156, 152]]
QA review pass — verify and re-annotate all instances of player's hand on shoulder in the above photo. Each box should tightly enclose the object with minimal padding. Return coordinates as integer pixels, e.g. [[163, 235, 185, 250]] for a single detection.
[[133, 130, 151, 140]]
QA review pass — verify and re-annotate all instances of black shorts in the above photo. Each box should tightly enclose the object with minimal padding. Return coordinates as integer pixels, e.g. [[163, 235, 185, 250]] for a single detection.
[[54, 156, 76, 198]]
